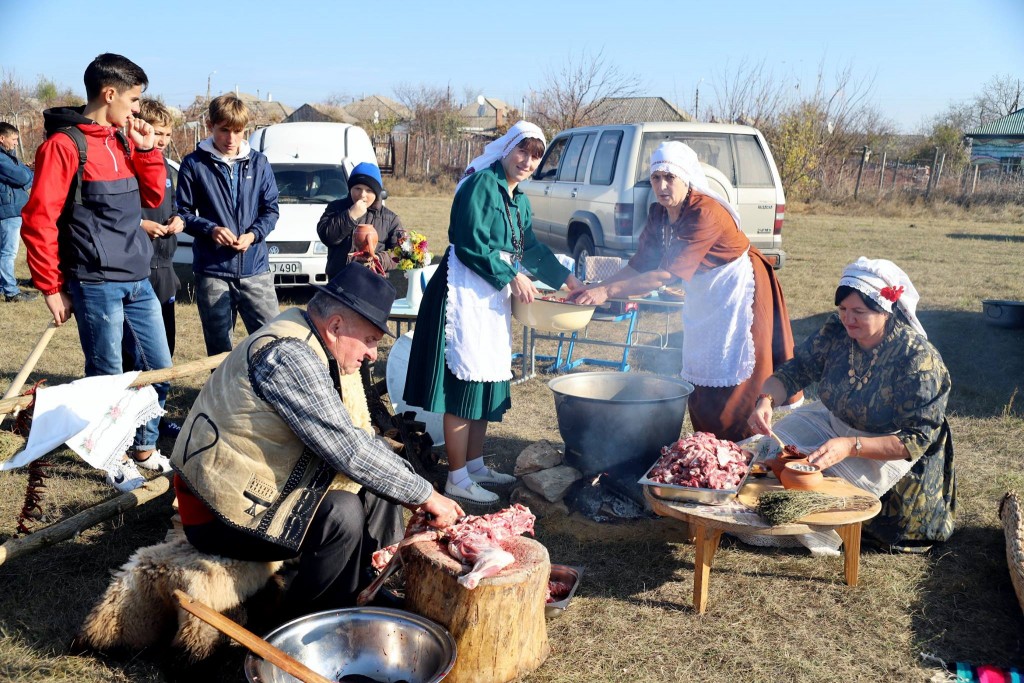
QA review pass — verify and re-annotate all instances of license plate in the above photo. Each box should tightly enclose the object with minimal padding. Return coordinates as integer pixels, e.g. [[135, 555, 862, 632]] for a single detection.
[[271, 261, 300, 274]]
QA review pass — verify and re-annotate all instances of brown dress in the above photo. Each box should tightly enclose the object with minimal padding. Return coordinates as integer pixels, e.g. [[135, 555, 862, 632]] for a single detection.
[[628, 191, 799, 441]]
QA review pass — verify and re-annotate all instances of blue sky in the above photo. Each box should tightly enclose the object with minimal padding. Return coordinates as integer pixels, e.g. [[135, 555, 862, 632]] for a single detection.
[[5, 0, 1022, 133]]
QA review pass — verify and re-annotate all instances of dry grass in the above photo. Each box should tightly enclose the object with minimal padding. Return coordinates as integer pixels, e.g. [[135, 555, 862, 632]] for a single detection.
[[1, 194, 1023, 682]]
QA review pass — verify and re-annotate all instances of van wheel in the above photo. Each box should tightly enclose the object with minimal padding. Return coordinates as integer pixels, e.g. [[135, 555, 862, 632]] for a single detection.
[[571, 234, 595, 279]]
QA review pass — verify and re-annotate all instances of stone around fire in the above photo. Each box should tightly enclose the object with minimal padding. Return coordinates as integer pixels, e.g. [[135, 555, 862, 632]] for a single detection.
[[522, 465, 582, 503], [515, 440, 564, 476]]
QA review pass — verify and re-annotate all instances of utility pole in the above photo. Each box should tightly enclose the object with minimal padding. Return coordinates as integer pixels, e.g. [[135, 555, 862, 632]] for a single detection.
[[693, 78, 703, 121]]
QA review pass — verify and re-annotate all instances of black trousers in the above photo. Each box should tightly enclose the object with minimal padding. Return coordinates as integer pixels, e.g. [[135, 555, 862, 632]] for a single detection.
[[183, 489, 405, 614]]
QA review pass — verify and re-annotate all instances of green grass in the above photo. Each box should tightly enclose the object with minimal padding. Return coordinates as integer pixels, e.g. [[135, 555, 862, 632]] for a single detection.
[[1, 196, 1023, 682]]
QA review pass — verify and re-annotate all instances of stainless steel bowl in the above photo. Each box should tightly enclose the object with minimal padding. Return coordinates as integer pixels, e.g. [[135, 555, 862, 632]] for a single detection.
[[546, 564, 584, 618], [548, 372, 694, 477], [244, 607, 456, 683]]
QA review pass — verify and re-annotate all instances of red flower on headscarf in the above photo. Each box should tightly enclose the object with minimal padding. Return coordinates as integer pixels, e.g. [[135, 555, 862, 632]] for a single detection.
[[880, 285, 904, 302]]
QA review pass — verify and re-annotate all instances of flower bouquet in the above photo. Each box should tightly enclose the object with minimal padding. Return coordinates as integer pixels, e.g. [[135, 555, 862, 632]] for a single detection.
[[392, 231, 433, 270]]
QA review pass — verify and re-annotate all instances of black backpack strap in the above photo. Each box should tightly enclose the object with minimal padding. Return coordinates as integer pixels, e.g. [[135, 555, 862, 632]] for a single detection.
[[51, 127, 88, 207]]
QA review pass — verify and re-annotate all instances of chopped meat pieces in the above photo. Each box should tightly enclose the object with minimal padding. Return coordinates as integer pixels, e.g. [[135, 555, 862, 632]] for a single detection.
[[646, 432, 751, 490], [546, 579, 574, 603], [371, 504, 537, 591]]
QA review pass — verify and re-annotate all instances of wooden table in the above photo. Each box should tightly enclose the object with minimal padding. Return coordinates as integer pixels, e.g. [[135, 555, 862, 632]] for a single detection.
[[644, 477, 881, 614]]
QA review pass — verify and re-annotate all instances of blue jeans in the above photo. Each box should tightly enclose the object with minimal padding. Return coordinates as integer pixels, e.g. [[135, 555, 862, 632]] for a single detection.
[[195, 272, 279, 355], [0, 216, 22, 297], [68, 279, 172, 452]]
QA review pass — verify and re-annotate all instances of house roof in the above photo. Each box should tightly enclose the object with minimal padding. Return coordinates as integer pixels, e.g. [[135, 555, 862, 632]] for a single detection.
[[590, 97, 691, 124], [214, 90, 294, 123], [344, 95, 412, 123], [283, 103, 358, 125], [966, 108, 1024, 138], [459, 97, 509, 132]]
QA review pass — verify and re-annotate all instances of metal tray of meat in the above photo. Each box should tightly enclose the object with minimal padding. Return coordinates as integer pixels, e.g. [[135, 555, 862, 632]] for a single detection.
[[545, 564, 584, 618], [637, 440, 760, 505]]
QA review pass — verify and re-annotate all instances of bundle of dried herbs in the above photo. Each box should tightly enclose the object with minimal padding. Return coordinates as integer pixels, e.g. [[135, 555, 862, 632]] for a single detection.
[[756, 490, 877, 526]]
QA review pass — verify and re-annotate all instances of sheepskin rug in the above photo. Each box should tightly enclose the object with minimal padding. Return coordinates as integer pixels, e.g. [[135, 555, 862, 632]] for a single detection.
[[78, 529, 283, 661]]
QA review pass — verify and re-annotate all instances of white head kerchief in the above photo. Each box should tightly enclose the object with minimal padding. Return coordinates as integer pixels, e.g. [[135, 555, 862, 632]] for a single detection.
[[650, 141, 741, 229], [839, 256, 926, 338], [456, 121, 546, 193]]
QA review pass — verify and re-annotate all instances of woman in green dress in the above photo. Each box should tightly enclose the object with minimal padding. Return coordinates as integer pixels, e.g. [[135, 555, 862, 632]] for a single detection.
[[404, 122, 583, 504], [748, 257, 955, 553]]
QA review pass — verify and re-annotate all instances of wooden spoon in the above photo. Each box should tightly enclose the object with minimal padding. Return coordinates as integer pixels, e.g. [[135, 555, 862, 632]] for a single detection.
[[172, 589, 332, 683]]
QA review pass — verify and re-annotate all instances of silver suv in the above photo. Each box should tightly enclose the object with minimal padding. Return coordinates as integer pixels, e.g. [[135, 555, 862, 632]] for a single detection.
[[521, 122, 787, 273]]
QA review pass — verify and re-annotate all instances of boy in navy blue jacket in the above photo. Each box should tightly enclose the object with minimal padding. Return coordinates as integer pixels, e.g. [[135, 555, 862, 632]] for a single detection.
[[176, 94, 279, 355]]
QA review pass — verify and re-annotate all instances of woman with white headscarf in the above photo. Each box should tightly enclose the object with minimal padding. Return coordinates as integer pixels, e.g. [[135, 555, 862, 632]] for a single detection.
[[404, 122, 583, 504], [568, 140, 799, 441], [748, 257, 955, 552]]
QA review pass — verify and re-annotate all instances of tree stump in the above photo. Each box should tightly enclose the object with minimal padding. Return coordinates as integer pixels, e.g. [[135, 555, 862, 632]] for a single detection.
[[404, 536, 550, 683]]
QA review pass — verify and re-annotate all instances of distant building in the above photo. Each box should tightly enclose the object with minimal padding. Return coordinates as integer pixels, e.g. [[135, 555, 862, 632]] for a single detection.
[[966, 108, 1024, 174], [343, 95, 412, 126], [459, 97, 509, 133], [589, 97, 691, 124], [284, 103, 358, 125]]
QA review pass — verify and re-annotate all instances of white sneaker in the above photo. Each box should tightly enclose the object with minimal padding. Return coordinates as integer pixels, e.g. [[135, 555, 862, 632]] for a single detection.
[[106, 460, 145, 493], [445, 480, 499, 504], [133, 450, 172, 473], [468, 467, 517, 485]]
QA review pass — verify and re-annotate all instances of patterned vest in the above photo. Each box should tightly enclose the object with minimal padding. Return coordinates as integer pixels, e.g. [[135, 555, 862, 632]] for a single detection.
[[170, 307, 372, 550]]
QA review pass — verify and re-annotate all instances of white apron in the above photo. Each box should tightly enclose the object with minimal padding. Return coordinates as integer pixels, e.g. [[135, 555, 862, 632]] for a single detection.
[[679, 249, 756, 387], [444, 248, 514, 382]]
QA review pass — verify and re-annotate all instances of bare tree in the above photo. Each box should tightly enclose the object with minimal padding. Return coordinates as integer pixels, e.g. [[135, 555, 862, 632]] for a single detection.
[[973, 74, 1023, 124], [393, 82, 462, 137], [707, 58, 793, 128], [748, 60, 890, 197], [527, 50, 642, 135]]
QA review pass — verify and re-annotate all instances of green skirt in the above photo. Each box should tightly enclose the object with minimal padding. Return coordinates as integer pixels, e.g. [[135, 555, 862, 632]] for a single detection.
[[402, 252, 512, 422]]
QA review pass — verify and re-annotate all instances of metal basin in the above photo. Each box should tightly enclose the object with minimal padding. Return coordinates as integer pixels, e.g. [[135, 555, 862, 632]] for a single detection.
[[244, 607, 456, 683], [982, 299, 1024, 329], [548, 372, 694, 477]]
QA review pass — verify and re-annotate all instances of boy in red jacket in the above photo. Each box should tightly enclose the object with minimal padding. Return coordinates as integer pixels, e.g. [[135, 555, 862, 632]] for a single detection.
[[21, 53, 174, 487]]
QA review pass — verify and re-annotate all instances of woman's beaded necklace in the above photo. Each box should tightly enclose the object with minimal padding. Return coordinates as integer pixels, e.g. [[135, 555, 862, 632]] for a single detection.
[[502, 194, 524, 267], [848, 342, 880, 390]]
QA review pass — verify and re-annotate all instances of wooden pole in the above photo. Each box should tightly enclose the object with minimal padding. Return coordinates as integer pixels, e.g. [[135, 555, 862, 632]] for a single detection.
[[173, 590, 333, 683], [3, 322, 58, 401], [0, 352, 228, 418], [853, 146, 869, 200], [892, 159, 900, 191], [0, 474, 173, 567], [925, 147, 940, 198], [876, 151, 887, 194], [403, 132, 410, 177], [972, 164, 980, 194]]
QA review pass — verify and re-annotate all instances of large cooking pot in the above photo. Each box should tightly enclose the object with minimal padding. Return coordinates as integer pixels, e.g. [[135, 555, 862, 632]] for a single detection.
[[982, 299, 1024, 329], [548, 372, 694, 477]]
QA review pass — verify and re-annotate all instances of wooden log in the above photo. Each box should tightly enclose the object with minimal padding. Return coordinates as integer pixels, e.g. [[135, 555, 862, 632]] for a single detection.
[[0, 352, 228, 417], [404, 536, 549, 683], [0, 473, 173, 567]]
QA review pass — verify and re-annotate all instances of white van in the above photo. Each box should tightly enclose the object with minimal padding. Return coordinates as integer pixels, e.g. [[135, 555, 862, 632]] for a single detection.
[[521, 122, 787, 272], [174, 122, 378, 287]]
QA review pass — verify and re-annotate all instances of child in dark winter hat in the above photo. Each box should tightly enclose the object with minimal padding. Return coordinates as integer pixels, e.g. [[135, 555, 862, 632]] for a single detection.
[[347, 162, 384, 198], [316, 160, 408, 276]]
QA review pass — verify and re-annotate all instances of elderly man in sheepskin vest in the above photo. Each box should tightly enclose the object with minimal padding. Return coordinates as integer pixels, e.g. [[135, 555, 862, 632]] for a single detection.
[[170, 263, 463, 615]]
